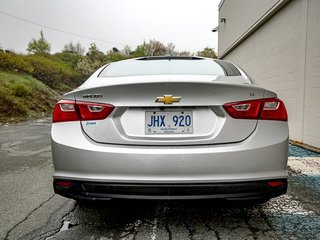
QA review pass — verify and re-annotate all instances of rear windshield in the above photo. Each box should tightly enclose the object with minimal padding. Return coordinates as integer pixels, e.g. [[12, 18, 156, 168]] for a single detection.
[[99, 59, 226, 77]]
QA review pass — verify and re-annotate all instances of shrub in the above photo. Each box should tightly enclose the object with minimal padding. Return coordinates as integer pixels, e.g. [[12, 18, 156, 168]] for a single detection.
[[54, 52, 83, 69], [76, 57, 103, 78], [0, 52, 34, 74], [13, 82, 32, 98], [0, 51, 86, 91], [26, 55, 75, 89], [0, 71, 59, 121], [0, 86, 28, 117]]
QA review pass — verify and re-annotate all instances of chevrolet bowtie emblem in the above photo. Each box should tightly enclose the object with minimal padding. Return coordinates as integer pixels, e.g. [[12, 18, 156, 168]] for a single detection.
[[155, 95, 181, 104]]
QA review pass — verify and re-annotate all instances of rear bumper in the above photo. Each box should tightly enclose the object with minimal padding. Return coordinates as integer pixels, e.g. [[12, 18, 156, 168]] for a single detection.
[[52, 121, 289, 183], [53, 179, 287, 201]]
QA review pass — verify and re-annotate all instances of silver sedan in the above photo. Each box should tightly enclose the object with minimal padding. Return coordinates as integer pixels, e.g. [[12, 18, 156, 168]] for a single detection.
[[51, 56, 288, 202]]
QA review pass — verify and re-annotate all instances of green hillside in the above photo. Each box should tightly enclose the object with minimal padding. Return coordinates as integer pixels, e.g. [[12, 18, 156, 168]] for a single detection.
[[0, 71, 61, 123]]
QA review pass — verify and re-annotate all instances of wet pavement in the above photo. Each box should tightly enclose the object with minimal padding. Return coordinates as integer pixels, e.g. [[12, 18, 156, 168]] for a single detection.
[[289, 144, 320, 158], [0, 119, 319, 240]]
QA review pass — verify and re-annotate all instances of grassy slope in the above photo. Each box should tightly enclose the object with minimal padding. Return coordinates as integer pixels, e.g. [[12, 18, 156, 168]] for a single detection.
[[0, 71, 62, 123]]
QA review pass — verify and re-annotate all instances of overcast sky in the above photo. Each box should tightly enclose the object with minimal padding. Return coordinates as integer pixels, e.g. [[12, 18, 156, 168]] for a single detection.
[[0, 0, 219, 54]]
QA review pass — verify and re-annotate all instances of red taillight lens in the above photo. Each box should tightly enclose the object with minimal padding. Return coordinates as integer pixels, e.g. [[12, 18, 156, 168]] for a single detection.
[[223, 99, 262, 119], [260, 99, 287, 121], [223, 98, 287, 121], [52, 100, 114, 123], [77, 101, 114, 121], [53, 100, 79, 123]]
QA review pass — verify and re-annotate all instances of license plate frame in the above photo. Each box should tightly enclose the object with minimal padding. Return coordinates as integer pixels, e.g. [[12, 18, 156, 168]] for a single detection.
[[145, 110, 193, 135]]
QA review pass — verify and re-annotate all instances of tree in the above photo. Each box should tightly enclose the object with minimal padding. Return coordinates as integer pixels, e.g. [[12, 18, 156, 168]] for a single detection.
[[175, 51, 191, 56], [54, 51, 83, 69], [62, 42, 85, 55], [146, 40, 166, 56], [166, 43, 175, 55], [86, 43, 105, 62], [133, 44, 148, 57], [133, 39, 167, 57], [76, 43, 105, 77], [76, 57, 99, 77], [122, 45, 132, 57], [105, 49, 126, 62], [197, 47, 217, 59], [132, 39, 195, 57], [27, 30, 51, 54]]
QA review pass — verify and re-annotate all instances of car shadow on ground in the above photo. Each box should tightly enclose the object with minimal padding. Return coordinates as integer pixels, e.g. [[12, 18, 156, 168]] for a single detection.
[[76, 198, 261, 223], [62, 199, 269, 238], [57, 194, 320, 240]]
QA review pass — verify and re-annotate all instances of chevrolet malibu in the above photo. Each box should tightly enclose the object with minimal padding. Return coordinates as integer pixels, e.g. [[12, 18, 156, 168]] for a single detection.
[[51, 56, 288, 202]]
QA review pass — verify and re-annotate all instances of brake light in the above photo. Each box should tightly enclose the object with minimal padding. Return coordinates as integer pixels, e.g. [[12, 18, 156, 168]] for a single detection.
[[53, 100, 79, 122], [52, 100, 114, 123], [260, 99, 287, 121], [77, 101, 114, 121], [223, 98, 287, 121]]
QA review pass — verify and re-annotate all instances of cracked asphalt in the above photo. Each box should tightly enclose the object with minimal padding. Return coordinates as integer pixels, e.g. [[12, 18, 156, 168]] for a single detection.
[[1, 119, 320, 240]]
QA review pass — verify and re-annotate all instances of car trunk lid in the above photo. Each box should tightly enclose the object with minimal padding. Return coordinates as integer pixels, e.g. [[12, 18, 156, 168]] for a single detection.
[[74, 75, 264, 146]]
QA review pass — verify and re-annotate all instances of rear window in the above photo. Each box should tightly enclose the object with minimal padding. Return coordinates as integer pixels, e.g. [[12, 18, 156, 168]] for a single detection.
[[99, 59, 226, 77]]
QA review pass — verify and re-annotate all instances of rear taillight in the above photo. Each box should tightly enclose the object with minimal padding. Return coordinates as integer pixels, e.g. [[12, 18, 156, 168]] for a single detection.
[[223, 98, 287, 121], [53, 100, 79, 123], [52, 100, 114, 123], [260, 99, 287, 121], [77, 101, 114, 121]]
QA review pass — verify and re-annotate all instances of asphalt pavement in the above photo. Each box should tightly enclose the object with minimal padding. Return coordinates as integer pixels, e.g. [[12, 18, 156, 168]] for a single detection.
[[0, 119, 319, 240]]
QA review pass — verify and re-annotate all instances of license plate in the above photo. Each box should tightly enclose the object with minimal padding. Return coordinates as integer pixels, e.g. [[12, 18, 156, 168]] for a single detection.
[[145, 111, 193, 135]]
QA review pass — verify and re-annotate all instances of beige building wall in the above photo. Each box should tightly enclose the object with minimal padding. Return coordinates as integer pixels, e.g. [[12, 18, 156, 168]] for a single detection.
[[303, 0, 320, 147], [218, 0, 281, 56], [218, 0, 320, 148]]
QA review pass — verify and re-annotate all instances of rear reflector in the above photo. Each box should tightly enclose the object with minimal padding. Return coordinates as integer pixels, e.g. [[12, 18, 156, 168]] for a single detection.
[[223, 98, 287, 121], [52, 100, 114, 123], [54, 181, 73, 188], [267, 181, 285, 187]]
